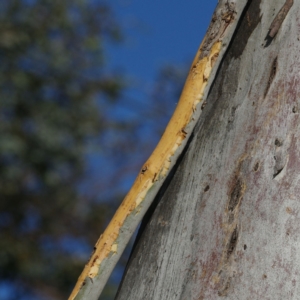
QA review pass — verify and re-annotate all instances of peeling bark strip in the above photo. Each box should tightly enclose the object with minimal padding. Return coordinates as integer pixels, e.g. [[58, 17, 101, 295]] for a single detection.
[[68, 1, 249, 299], [268, 0, 293, 38], [264, 0, 293, 46]]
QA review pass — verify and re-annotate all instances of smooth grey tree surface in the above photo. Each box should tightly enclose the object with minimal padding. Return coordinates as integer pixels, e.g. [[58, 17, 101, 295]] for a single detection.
[[115, 0, 300, 299]]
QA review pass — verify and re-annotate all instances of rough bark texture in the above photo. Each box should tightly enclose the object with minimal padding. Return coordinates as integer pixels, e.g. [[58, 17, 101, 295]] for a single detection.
[[116, 0, 300, 299]]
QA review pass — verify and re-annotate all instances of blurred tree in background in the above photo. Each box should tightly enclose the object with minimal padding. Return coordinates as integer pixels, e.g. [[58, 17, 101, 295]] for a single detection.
[[0, 0, 187, 299], [0, 0, 123, 299]]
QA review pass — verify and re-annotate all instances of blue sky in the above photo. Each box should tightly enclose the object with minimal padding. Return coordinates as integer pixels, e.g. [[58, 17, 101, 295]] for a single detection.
[[84, 0, 220, 202], [87, 1, 219, 200], [108, 0, 217, 83]]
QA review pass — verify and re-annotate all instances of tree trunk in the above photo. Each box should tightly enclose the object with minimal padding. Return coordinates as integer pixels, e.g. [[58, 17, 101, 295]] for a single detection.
[[115, 0, 299, 299]]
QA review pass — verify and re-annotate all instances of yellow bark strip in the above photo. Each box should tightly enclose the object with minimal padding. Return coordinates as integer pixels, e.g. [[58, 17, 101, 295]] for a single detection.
[[69, 40, 221, 300]]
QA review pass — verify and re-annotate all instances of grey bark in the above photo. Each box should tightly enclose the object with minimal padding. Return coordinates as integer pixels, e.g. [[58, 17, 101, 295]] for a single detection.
[[116, 0, 300, 299]]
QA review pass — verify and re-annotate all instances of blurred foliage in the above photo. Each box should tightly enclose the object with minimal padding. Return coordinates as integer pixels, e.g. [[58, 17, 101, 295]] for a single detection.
[[0, 0, 123, 299]]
